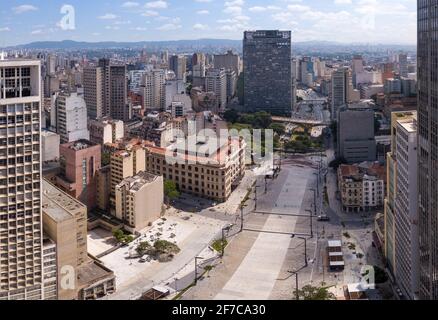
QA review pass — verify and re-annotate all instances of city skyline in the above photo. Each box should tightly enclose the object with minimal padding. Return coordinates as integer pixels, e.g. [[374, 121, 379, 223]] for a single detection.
[[0, 0, 417, 47]]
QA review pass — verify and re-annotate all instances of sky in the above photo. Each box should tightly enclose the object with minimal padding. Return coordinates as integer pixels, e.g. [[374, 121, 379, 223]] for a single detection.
[[0, 0, 417, 46]]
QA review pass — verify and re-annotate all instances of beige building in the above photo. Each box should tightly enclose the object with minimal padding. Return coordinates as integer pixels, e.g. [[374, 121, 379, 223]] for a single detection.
[[42, 179, 88, 300], [42, 235, 57, 300], [83, 66, 104, 120], [115, 171, 163, 232], [96, 166, 111, 211], [338, 162, 386, 213], [41, 180, 115, 300], [144, 137, 246, 202], [89, 118, 124, 146], [109, 139, 148, 210]]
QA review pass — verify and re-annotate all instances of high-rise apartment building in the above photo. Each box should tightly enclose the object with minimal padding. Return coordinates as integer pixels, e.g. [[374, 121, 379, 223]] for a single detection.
[[51, 92, 90, 143], [169, 55, 187, 82], [214, 50, 241, 76], [398, 53, 409, 78], [0, 59, 43, 300], [243, 30, 292, 116], [337, 106, 376, 163], [385, 111, 419, 300], [83, 66, 104, 120], [418, 1, 438, 300], [205, 69, 227, 112], [331, 67, 349, 121], [84, 59, 129, 121], [141, 69, 166, 111]]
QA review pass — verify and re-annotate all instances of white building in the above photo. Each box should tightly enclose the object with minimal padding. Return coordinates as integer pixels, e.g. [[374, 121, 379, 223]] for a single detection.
[[393, 112, 419, 299], [129, 70, 148, 94], [51, 91, 90, 143], [206, 68, 227, 111], [89, 118, 124, 146], [0, 58, 44, 300], [41, 130, 60, 162], [141, 69, 165, 111]]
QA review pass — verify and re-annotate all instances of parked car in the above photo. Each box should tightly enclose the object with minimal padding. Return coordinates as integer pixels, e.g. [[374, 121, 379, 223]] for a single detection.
[[317, 215, 330, 222]]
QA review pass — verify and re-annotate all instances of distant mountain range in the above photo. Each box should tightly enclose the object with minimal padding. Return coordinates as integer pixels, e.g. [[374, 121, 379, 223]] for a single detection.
[[6, 39, 416, 52]]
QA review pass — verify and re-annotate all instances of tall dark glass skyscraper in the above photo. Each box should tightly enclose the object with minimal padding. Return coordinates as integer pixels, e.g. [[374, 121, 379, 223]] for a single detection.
[[243, 30, 292, 116], [418, 0, 438, 300]]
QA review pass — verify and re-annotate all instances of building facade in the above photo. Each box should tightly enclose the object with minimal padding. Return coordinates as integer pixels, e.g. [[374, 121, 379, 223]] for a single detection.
[[115, 171, 163, 232], [144, 137, 246, 202], [0, 59, 43, 300], [55, 140, 101, 210], [417, 0, 438, 299], [243, 30, 292, 116], [52, 92, 90, 143]]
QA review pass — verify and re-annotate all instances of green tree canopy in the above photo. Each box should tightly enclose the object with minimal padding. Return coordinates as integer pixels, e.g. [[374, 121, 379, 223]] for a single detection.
[[296, 285, 336, 300]]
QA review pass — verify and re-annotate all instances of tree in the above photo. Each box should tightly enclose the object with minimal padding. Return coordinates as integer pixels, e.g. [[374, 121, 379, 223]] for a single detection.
[[296, 285, 336, 300], [269, 123, 286, 136], [224, 109, 240, 124], [164, 180, 180, 203], [136, 241, 152, 256], [113, 229, 134, 245]]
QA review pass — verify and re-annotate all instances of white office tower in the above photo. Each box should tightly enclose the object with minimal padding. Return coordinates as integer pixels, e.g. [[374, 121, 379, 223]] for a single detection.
[[0, 59, 44, 300], [205, 69, 227, 112], [392, 112, 419, 299], [51, 92, 90, 143], [141, 69, 166, 111]]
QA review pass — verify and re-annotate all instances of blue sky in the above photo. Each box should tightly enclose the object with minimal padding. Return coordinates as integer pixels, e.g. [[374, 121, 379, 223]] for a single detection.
[[0, 0, 417, 46]]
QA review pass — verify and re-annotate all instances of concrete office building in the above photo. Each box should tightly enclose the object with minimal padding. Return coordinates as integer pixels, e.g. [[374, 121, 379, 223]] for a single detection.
[[83, 66, 104, 119], [42, 236, 57, 300], [337, 106, 376, 163], [41, 131, 60, 162], [84, 59, 129, 121], [384, 111, 419, 299], [225, 69, 237, 102], [144, 137, 246, 202], [214, 50, 241, 76], [141, 69, 166, 111], [115, 171, 163, 232], [42, 179, 87, 299], [89, 118, 124, 146], [169, 55, 187, 82], [417, 1, 438, 299], [398, 53, 409, 78], [109, 139, 147, 211], [42, 180, 115, 300], [243, 30, 292, 116], [0, 59, 43, 300], [205, 69, 227, 112], [331, 67, 349, 121], [52, 92, 90, 143], [55, 140, 101, 210]]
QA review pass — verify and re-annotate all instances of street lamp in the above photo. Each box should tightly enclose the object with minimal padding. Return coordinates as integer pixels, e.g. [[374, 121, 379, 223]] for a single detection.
[[291, 234, 308, 267], [221, 225, 232, 257], [194, 256, 205, 285], [310, 188, 317, 215], [288, 271, 299, 300], [305, 209, 314, 239], [254, 185, 261, 211]]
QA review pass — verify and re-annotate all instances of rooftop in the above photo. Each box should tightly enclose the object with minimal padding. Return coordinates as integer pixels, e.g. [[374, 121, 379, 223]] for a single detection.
[[42, 179, 86, 222], [77, 259, 115, 289]]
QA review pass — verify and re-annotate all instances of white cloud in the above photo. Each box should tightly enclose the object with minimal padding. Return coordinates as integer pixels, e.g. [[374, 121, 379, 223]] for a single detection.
[[13, 5, 38, 14]]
